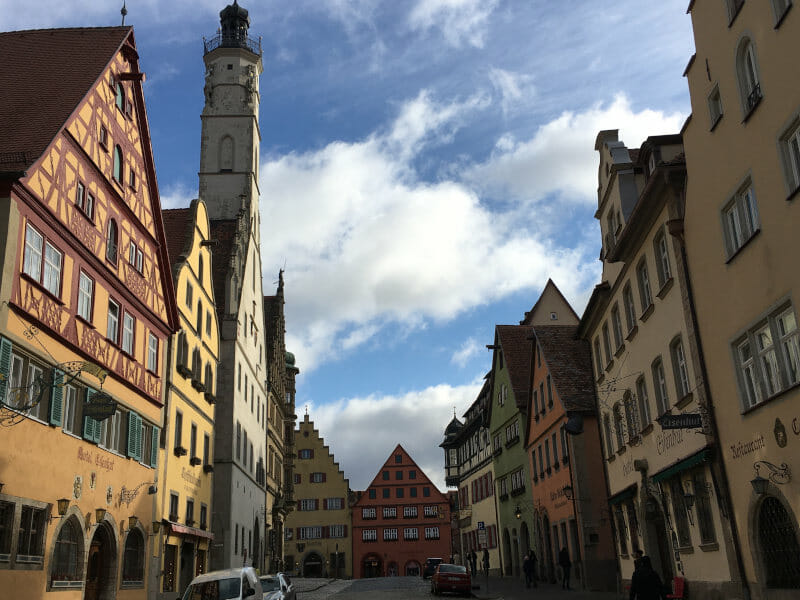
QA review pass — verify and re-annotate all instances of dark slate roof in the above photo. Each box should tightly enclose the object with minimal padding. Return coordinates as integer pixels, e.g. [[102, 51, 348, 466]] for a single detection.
[[161, 208, 191, 276], [532, 325, 596, 414], [0, 27, 130, 174], [496, 325, 533, 409], [209, 219, 238, 317]]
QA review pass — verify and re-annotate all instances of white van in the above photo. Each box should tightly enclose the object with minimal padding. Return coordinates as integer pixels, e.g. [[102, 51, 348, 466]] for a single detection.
[[181, 567, 263, 600]]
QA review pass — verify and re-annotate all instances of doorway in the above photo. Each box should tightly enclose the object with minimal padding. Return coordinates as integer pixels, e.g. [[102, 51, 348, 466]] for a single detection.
[[84, 523, 116, 600], [644, 498, 674, 583], [180, 541, 195, 594], [303, 552, 324, 577], [362, 554, 382, 578]]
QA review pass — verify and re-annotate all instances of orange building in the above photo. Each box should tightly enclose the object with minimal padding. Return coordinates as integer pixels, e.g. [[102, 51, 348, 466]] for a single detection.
[[351, 445, 451, 578], [0, 27, 177, 600]]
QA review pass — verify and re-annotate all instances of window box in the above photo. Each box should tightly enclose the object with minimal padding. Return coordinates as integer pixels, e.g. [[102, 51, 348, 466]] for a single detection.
[[204, 392, 216, 404], [510, 487, 525, 497], [190, 457, 202, 466], [499, 493, 509, 501], [191, 379, 206, 392], [203, 464, 214, 473], [493, 447, 503, 457], [177, 365, 192, 379], [174, 446, 187, 457], [185, 519, 195, 527], [640, 304, 655, 322], [505, 436, 519, 449], [656, 277, 674, 299], [625, 325, 638, 342]]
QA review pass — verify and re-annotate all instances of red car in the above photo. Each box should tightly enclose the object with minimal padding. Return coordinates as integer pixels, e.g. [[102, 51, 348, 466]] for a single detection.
[[431, 563, 471, 597]]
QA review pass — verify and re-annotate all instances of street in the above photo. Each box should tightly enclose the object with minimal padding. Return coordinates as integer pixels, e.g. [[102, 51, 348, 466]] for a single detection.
[[293, 576, 623, 600]]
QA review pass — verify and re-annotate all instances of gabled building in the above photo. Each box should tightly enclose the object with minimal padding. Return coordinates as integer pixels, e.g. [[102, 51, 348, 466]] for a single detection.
[[0, 26, 178, 600], [351, 445, 450, 578], [157, 200, 219, 597], [283, 414, 352, 579], [440, 378, 502, 575], [578, 131, 739, 597], [682, 2, 800, 597], [523, 280, 615, 590]]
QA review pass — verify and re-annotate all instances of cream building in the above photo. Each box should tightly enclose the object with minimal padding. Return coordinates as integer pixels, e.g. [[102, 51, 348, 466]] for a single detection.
[[578, 131, 740, 597], [683, 1, 800, 597]]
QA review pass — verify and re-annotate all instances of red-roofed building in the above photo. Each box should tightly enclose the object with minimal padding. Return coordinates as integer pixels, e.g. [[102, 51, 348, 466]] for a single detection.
[[351, 445, 451, 578]]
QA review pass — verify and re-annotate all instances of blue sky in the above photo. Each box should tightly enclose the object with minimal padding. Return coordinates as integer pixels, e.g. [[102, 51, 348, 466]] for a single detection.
[[5, 0, 695, 489]]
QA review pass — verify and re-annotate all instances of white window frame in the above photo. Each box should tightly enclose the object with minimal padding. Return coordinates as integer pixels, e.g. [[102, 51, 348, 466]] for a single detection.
[[635, 376, 651, 432], [654, 230, 672, 289], [611, 304, 623, 350], [780, 118, 800, 194], [737, 38, 762, 115], [78, 271, 94, 322], [23, 223, 43, 282], [403, 506, 417, 518], [425, 527, 440, 540], [147, 333, 158, 372], [722, 180, 759, 257], [329, 525, 345, 538], [404, 527, 419, 540], [383, 528, 398, 541], [623, 283, 636, 334], [362, 507, 376, 519], [652, 357, 669, 415], [362, 529, 377, 541], [122, 312, 135, 355], [43, 240, 63, 297], [670, 337, 691, 399], [637, 259, 653, 310], [107, 299, 120, 344]]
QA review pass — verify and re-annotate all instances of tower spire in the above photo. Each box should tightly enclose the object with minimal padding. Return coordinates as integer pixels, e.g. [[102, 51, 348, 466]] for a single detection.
[[120, 0, 127, 25]]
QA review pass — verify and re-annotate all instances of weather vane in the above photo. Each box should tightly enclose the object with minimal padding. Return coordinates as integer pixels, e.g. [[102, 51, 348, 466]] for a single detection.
[[121, 1, 128, 26]]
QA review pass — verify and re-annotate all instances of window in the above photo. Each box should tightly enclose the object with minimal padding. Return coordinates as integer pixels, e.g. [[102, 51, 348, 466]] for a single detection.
[[99, 125, 108, 149], [329, 524, 346, 538], [23, 224, 63, 297], [113, 145, 123, 183], [611, 304, 623, 350], [383, 528, 398, 541], [511, 469, 525, 491], [298, 527, 322, 540], [532, 388, 539, 414], [404, 506, 418, 518], [546, 374, 553, 407], [722, 181, 759, 257], [708, 84, 723, 129], [424, 505, 438, 517], [593, 338, 603, 378], [736, 39, 762, 115], [190, 423, 197, 461], [310, 472, 325, 483], [635, 376, 651, 432], [298, 449, 313, 459], [77, 271, 94, 322], [614, 505, 628, 555], [362, 508, 376, 519], [602, 323, 612, 366], [51, 517, 83, 587], [780, 119, 800, 194], [147, 333, 158, 372], [410, 487, 417, 497], [203, 434, 210, 466], [368, 489, 376, 499], [122, 312, 135, 355], [637, 259, 653, 311], [17, 504, 46, 563], [560, 425, 570, 463], [654, 230, 672, 289], [106, 219, 118, 263], [652, 357, 669, 415], [107, 300, 120, 344], [128, 167, 136, 190], [498, 384, 507, 406], [424, 527, 440, 540], [623, 283, 636, 334], [115, 81, 125, 111], [99, 408, 126, 454], [200, 505, 208, 530], [122, 529, 144, 585], [196, 301, 203, 334], [382, 471, 390, 480], [75, 182, 94, 218], [382, 489, 390, 499], [169, 494, 179, 521], [62, 384, 81, 436], [128, 242, 143, 273], [613, 403, 625, 450], [186, 284, 193, 308], [396, 470, 403, 480], [362, 529, 377, 542], [326, 498, 343, 510], [670, 478, 692, 547], [603, 413, 614, 457], [404, 527, 419, 540], [670, 336, 691, 399], [692, 470, 717, 545], [735, 304, 800, 409], [299, 499, 316, 511]]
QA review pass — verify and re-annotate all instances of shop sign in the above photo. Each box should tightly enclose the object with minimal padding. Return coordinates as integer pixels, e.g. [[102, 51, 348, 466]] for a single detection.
[[657, 413, 702, 430], [83, 392, 117, 421]]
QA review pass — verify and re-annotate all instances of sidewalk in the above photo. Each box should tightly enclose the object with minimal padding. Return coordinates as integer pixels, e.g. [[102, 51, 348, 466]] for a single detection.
[[471, 575, 623, 600]]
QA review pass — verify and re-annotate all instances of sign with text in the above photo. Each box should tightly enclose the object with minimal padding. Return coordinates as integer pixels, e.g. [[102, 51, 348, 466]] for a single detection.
[[478, 529, 487, 549], [83, 392, 117, 421], [477, 521, 485, 530], [658, 413, 702, 430]]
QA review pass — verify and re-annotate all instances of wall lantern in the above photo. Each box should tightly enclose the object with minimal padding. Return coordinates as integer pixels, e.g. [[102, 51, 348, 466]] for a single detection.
[[562, 485, 574, 501], [514, 505, 522, 520], [128, 515, 139, 530], [750, 475, 769, 496], [95, 507, 107, 524], [151, 521, 161, 535], [57, 498, 70, 516], [751, 460, 791, 495]]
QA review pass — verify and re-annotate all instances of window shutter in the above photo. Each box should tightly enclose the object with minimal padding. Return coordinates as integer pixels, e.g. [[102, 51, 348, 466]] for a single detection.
[[128, 411, 138, 458], [83, 388, 100, 442], [0, 337, 12, 405], [322, 473, 327, 482], [340, 497, 345, 508], [343, 525, 347, 538], [151, 426, 160, 467], [49, 369, 64, 426], [310, 449, 314, 458], [323, 498, 327, 510], [322, 526, 328, 539], [315, 499, 319, 510]]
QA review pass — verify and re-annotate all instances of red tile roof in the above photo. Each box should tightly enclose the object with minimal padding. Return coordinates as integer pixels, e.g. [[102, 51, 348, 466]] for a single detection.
[[496, 325, 533, 409], [0, 27, 130, 174], [161, 208, 192, 275], [532, 325, 596, 413]]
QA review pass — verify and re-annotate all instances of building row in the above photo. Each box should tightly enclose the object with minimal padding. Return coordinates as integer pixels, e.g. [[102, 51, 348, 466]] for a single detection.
[[0, 4, 299, 600], [441, 3, 800, 599]]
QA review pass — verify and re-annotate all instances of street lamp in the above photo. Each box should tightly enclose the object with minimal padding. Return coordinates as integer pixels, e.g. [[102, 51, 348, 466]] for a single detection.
[[514, 505, 522, 520]]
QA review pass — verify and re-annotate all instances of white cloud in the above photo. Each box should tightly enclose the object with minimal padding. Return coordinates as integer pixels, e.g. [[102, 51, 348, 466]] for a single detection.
[[451, 337, 481, 368], [408, 0, 499, 48], [464, 93, 686, 206], [488, 67, 535, 115], [307, 381, 482, 490], [159, 181, 194, 210]]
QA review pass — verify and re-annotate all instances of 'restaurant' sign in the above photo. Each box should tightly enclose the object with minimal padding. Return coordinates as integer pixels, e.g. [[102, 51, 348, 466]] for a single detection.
[[83, 392, 117, 421], [658, 413, 703, 430]]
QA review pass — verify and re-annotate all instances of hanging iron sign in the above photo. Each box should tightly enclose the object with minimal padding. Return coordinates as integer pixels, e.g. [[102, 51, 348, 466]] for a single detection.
[[83, 391, 117, 421], [657, 413, 703, 430]]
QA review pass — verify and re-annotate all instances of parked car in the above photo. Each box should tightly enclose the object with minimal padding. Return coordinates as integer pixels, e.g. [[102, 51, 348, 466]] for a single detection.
[[422, 557, 444, 579], [181, 567, 262, 600], [259, 573, 296, 600], [431, 563, 471, 597]]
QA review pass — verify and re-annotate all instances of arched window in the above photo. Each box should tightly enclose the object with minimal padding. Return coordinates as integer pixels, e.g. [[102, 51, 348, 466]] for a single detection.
[[106, 219, 118, 263], [113, 145, 123, 182], [758, 496, 800, 588], [198, 254, 204, 284], [51, 516, 83, 586], [192, 348, 201, 379], [613, 403, 625, 450], [623, 391, 638, 442], [116, 81, 125, 111], [737, 38, 762, 115], [122, 528, 145, 585], [220, 136, 234, 171]]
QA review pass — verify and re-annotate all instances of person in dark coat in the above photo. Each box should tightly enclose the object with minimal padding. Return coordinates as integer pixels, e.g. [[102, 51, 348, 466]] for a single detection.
[[558, 547, 572, 590], [470, 550, 478, 575], [629, 555, 667, 600], [482, 549, 490, 575], [522, 554, 533, 588]]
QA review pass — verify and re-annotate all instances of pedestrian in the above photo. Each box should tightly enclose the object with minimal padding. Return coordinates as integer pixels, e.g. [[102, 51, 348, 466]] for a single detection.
[[522, 554, 534, 588], [633, 549, 644, 571], [529, 550, 538, 588], [482, 548, 490, 575], [559, 547, 571, 590], [629, 555, 667, 600], [470, 550, 478, 575]]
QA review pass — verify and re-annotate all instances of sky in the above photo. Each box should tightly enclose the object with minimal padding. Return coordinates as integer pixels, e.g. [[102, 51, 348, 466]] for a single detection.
[[5, 0, 696, 491]]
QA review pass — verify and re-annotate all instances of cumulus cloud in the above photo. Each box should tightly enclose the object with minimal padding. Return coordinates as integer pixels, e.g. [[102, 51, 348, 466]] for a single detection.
[[451, 337, 481, 368], [464, 93, 686, 206], [408, 0, 499, 48], [307, 381, 482, 490], [159, 181, 194, 210]]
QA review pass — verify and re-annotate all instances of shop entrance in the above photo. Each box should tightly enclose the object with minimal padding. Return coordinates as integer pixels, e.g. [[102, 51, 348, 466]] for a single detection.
[[644, 498, 674, 583], [362, 554, 382, 578], [303, 552, 324, 577], [84, 523, 115, 600]]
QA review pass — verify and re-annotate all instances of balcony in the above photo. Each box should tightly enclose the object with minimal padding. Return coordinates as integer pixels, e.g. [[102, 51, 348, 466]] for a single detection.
[[203, 33, 262, 56]]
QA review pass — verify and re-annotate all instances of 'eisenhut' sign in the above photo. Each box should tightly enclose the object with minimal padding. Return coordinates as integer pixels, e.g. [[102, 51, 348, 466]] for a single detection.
[[658, 413, 702, 430]]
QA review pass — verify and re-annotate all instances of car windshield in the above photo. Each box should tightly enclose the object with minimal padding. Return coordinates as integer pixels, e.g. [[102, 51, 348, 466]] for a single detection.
[[259, 577, 280, 592], [183, 578, 241, 600], [439, 565, 467, 574]]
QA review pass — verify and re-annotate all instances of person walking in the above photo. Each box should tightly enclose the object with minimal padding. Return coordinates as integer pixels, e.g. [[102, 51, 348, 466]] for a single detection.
[[558, 547, 572, 590], [529, 550, 538, 588], [470, 550, 478, 576], [522, 554, 534, 588], [482, 548, 490, 576], [629, 555, 667, 600]]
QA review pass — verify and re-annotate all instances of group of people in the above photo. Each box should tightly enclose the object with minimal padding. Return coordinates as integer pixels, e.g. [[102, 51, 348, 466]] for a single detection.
[[520, 547, 572, 590]]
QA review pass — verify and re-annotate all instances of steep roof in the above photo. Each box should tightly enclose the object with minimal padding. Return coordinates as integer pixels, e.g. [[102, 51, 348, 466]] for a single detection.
[[161, 208, 192, 275], [496, 324, 533, 409], [0, 27, 130, 174], [532, 325, 596, 413]]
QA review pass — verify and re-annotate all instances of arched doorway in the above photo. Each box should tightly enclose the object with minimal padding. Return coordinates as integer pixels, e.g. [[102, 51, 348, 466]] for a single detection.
[[520, 521, 531, 559], [502, 528, 512, 576], [387, 561, 399, 576], [756, 496, 800, 589], [362, 553, 382, 578], [405, 560, 421, 576], [303, 552, 324, 577], [644, 497, 673, 583], [84, 522, 116, 600], [543, 513, 554, 583]]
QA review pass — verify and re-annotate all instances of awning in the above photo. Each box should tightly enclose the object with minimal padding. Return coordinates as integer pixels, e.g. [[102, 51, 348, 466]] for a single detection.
[[168, 522, 214, 540], [651, 447, 713, 484], [608, 484, 637, 506]]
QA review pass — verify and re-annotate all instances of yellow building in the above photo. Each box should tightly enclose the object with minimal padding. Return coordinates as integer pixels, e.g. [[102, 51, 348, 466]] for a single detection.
[[683, 1, 800, 597], [155, 200, 219, 598], [283, 415, 352, 578], [0, 27, 178, 600]]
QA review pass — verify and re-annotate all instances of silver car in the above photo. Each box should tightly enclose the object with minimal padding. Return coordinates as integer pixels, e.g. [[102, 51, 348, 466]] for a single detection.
[[259, 573, 295, 600]]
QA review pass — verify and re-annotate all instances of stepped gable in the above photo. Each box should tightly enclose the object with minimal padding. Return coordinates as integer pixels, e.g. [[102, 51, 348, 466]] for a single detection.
[[299, 414, 349, 481], [532, 324, 596, 413], [0, 27, 131, 173], [496, 324, 534, 409]]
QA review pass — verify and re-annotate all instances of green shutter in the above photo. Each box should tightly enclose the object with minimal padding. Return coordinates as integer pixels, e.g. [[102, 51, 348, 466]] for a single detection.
[[83, 388, 100, 443], [0, 337, 12, 406], [150, 426, 160, 468], [135, 413, 143, 462], [127, 411, 138, 458], [49, 369, 64, 426]]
